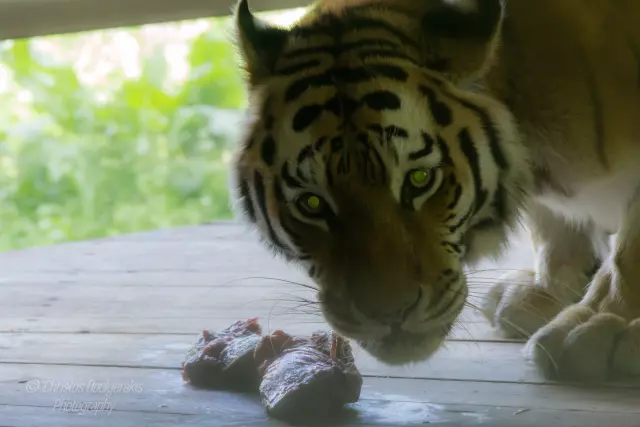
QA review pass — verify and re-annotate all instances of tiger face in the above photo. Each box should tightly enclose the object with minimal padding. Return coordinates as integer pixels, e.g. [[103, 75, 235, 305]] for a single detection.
[[231, 0, 531, 364]]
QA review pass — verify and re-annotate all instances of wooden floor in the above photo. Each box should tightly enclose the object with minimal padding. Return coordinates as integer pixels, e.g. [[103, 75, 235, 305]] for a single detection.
[[1, 221, 639, 426]]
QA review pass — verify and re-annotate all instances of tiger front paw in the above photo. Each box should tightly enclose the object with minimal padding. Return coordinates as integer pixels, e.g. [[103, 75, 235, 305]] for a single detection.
[[481, 270, 565, 339], [525, 304, 640, 382]]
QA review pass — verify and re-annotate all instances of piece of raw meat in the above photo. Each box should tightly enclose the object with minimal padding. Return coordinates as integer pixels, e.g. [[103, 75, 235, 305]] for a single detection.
[[181, 319, 363, 422], [181, 318, 263, 391], [255, 330, 363, 421]]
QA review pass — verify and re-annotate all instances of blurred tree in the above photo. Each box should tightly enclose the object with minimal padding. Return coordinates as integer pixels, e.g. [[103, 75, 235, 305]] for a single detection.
[[0, 18, 247, 251]]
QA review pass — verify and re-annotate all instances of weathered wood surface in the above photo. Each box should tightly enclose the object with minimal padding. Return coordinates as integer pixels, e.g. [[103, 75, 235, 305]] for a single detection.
[[1, 222, 638, 426]]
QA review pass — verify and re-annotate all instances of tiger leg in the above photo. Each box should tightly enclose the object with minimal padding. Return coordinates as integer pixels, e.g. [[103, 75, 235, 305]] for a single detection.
[[481, 201, 609, 339], [526, 189, 640, 381]]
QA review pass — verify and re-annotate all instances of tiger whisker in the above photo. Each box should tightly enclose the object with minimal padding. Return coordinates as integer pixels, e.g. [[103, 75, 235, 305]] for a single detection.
[[208, 276, 318, 291]]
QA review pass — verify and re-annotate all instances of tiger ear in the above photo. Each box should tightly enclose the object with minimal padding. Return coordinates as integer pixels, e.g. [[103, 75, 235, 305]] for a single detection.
[[421, 0, 505, 84], [234, 0, 290, 86]]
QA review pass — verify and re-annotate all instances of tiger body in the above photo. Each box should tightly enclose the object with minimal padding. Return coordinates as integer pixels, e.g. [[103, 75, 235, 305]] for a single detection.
[[232, 0, 640, 381], [485, 1, 640, 233]]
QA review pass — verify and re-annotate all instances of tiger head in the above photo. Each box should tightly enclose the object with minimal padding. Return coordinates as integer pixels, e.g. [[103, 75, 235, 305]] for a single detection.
[[230, 0, 532, 364]]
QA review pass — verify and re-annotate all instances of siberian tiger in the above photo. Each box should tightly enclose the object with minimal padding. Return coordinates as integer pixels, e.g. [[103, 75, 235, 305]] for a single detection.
[[230, 0, 640, 382]]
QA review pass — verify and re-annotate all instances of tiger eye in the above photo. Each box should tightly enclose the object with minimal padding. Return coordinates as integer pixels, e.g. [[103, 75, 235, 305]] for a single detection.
[[306, 195, 321, 210], [409, 169, 429, 187], [297, 193, 326, 217]]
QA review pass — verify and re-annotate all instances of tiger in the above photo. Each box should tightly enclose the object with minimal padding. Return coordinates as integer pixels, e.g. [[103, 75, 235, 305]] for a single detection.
[[230, 0, 640, 382]]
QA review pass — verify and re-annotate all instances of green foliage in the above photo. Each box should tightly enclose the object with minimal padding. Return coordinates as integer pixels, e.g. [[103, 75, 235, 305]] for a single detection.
[[0, 20, 247, 251]]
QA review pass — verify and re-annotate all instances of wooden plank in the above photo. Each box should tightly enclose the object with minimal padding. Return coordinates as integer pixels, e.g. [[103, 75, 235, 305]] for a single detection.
[[1, 364, 639, 426], [0, 280, 511, 342], [95, 221, 253, 242], [0, 223, 534, 273], [0, 0, 310, 41], [0, 317, 506, 345], [4, 364, 640, 413], [0, 269, 520, 290], [0, 332, 599, 386], [0, 316, 508, 342], [4, 401, 640, 427], [0, 282, 491, 322], [0, 271, 289, 287], [0, 240, 289, 273], [0, 243, 531, 274]]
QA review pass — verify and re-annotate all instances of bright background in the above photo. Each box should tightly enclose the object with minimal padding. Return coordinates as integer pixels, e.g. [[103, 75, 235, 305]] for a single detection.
[[0, 8, 306, 251]]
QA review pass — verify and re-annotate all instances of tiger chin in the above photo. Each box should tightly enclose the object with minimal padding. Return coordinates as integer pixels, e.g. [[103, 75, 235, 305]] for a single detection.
[[229, 0, 640, 380]]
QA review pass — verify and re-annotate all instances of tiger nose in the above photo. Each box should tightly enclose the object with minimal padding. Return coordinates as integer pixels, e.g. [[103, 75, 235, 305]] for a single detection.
[[356, 287, 425, 326]]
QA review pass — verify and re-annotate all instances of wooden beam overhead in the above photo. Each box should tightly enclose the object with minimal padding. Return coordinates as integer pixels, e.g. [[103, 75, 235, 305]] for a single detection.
[[0, 0, 309, 40]]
